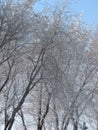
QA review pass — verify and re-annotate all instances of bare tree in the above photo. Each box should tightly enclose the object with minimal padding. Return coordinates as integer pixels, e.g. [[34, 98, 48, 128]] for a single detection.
[[1, 1, 98, 130]]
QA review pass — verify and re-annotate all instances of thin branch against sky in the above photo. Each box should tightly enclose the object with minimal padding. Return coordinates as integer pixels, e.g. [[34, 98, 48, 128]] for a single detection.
[[34, 0, 98, 26]]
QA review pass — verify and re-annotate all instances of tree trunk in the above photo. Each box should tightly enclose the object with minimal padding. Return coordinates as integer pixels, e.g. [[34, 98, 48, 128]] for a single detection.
[[73, 120, 78, 130], [63, 117, 70, 130], [37, 124, 42, 130]]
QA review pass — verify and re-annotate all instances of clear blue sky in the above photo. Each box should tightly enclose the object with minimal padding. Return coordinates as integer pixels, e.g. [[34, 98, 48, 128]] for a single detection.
[[34, 0, 98, 26], [71, 0, 98, 26]]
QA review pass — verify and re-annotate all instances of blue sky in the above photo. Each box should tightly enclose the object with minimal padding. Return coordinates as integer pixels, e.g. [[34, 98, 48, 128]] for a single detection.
[[71, 0, 98, 26], [34, 0, 98, 26]]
